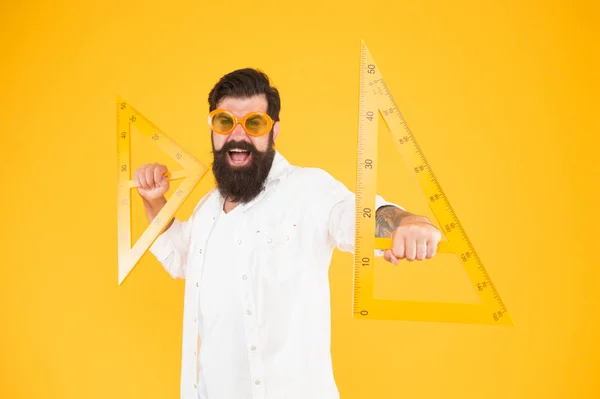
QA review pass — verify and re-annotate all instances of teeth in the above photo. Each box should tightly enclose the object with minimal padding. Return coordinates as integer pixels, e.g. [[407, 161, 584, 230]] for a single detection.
[[230, 149, 248, 153]]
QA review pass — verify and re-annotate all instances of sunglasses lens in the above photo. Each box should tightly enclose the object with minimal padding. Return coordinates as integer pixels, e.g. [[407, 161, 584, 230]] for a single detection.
[[244, 114, 269, 135], [212, 112, 235, 133]]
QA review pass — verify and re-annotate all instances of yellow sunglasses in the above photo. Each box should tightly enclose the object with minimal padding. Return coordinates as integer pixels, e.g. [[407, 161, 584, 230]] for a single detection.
[[207, 109, 274, 137]]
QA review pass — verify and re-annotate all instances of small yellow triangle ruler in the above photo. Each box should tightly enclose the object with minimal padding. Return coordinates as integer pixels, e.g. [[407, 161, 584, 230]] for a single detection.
[[116, 96, 208, 285], [355, 41, 513, 326]]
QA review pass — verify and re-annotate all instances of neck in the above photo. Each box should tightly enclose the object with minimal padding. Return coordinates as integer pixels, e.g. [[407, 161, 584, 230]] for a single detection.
[[223, 197, 240, 214]]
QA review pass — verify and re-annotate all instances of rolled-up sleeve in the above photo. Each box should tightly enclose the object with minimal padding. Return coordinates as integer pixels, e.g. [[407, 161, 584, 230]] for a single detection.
[[322, 172, 404, 255]]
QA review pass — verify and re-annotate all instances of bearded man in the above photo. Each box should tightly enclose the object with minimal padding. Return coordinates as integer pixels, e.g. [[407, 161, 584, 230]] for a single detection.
[[133, 68, 441, 399]]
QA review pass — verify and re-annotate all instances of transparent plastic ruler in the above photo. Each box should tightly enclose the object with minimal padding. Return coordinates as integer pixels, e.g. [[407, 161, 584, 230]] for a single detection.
[[117, 96, 208, 285], [354, 41, 513, 326]]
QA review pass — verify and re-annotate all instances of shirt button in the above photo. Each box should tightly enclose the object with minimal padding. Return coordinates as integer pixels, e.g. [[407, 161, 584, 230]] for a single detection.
[[250, 345, 256, 351], [242, 275, 247, 280], [237, 239, 242, 244], [255, 380, 261, 386], [196, 282, 199, 287], [198, 249, 203, 254], [267, 238, 272, 243], [285, 236, 289, 241], [246, 309, 252, 315]]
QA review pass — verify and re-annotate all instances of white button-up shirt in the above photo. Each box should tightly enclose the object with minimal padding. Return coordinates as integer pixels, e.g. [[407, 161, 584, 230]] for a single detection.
[[149, 151, 402, 399]]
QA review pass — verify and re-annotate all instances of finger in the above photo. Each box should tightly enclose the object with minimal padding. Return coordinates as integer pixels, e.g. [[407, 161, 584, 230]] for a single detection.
[[426, 228, 441, 258], [142, 165, 152, 189], [133, 168, 140, 188], [426, 238, 438, 259], [156, 164, 168, 185], [136, 165, 146, 189], [383, 250, 392, 262], [416, 240, 428, 260], [154, 165, 163, 188], [145, 165, 155, 189], [383, 250, 399, 265], [392, 233, 405, 260], [405, 236, 417, 261]]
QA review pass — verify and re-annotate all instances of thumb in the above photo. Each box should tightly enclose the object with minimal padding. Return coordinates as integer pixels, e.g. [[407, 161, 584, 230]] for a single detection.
[[383, 249, 399, 266], [154, 167, 167, 187], [159, 173, 170, 186]]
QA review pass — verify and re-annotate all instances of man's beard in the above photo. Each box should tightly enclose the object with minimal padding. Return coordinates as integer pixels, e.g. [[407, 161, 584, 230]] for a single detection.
[[211, 132, 276, 204]]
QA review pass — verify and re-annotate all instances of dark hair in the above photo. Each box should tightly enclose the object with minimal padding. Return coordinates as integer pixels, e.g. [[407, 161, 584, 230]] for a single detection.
[[208, 68, 281, 121]]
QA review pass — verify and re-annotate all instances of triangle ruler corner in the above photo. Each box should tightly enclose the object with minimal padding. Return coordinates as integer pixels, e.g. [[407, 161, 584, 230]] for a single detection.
[[116, 95, 208, 285], [353, 42, 513, 326]]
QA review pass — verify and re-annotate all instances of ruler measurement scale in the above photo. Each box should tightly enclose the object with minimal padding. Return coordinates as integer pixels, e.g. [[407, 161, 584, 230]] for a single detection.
[[353, 41, 512, 325], [115, 43, 512, 326], [117, 97, 208, 285], [355, 47, 377, 315]]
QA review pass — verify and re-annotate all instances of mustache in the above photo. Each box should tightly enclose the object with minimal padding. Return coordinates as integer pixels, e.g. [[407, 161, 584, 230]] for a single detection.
[[214, 140, 259, 154]]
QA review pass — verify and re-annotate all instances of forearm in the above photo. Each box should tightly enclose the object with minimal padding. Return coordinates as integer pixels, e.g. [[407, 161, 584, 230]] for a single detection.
[[143, 196, 174, 232], [144, 196, 187, 279], [375, 205, 431, 237]]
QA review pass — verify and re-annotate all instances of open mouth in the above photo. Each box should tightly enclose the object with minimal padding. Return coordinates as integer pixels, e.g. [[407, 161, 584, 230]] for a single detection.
[[227, 149, 251, 166]]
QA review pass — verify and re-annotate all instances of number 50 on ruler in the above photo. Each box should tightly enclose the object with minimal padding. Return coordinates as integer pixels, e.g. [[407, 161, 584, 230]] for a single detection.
[[355, 40, 513, 326]]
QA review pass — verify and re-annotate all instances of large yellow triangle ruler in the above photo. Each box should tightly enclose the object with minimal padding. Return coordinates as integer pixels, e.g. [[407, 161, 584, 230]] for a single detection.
[[117, 96, 208, 285], [355, 41, 513, 326]]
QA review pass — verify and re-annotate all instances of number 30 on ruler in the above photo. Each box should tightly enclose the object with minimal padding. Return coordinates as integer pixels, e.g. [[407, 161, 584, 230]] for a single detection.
[[354, 40, 513, 326]]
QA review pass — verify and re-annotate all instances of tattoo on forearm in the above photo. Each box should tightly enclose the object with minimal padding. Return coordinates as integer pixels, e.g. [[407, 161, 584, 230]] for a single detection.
[[375, 206, 414, 237]]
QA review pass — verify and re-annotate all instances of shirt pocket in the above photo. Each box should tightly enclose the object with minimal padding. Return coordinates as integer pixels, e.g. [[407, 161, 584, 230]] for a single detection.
[[254, 222, 300, 282]]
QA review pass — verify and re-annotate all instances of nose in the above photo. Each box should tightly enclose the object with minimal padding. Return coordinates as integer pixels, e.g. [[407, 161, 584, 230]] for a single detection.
[[229, 122, 248, 140]]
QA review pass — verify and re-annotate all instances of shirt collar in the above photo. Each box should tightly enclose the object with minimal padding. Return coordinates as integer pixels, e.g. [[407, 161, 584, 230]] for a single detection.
[[264, 150, 292, 186]]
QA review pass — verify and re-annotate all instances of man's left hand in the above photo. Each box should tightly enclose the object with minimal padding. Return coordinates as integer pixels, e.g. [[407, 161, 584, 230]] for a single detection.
[[383, 216, 442, 265]]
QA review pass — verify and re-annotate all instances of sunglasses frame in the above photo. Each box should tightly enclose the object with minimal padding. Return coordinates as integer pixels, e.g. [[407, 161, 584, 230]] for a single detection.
[[207, 109, 274, 137]]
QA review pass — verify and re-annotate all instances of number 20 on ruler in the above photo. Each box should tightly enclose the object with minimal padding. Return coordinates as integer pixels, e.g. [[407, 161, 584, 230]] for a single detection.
[[353, 40, 512, 326]]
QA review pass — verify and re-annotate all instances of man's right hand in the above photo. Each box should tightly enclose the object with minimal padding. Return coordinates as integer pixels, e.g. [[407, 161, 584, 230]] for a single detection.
[[133, 162, 170, 202]]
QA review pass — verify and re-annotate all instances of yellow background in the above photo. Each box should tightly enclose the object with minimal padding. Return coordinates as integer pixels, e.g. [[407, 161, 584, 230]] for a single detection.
[[1, 0, 598, 398]]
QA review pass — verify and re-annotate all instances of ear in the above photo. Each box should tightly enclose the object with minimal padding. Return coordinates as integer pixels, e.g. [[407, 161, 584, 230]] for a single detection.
[[272, 120, 280, 141]]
